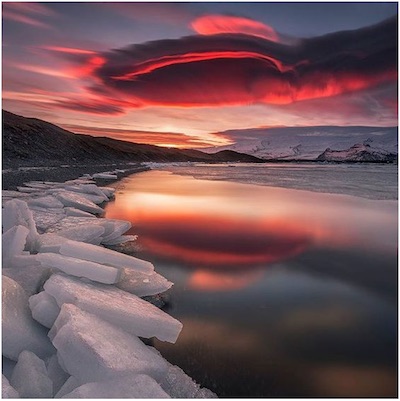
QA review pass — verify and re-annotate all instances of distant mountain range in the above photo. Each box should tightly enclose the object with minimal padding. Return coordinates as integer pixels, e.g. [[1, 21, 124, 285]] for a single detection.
[[201, 126, 398, 162], [3, 111, 397, 168], [2, 110, 261, 168]]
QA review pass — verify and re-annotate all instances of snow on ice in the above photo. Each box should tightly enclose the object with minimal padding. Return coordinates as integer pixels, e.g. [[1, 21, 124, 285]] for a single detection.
[[1, 175, 216, 398]]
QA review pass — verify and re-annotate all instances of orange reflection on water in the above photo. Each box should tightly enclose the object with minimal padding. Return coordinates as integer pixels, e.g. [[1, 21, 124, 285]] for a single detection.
[[135, 214, 311, 267], [188, 269, 264, 291], [105, 171, 397, 274]]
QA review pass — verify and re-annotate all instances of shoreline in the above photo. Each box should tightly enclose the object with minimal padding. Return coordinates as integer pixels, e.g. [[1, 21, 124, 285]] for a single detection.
[[2, 168, 216, 398], [2, 163, 150, 191]]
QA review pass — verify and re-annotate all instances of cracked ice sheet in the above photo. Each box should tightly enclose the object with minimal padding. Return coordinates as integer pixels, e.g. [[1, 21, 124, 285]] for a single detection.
[[45, 273, 182, 343], [50, 304, 169, 383]]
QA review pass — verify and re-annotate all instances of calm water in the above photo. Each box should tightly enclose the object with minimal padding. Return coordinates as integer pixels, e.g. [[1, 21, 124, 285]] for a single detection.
[[105, 166, 397, 398]]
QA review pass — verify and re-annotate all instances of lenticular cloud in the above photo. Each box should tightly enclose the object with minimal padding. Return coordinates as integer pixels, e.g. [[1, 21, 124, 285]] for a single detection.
[[67, 16, 397, 110]]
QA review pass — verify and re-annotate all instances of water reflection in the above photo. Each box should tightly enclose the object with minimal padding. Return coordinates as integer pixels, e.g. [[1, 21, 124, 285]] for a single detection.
[[105, 170, 397, 397], [106, 171, 396, 273]]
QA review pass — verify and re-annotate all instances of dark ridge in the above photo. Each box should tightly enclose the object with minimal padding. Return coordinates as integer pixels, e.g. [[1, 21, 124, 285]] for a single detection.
[[2, 110, 262, 169]]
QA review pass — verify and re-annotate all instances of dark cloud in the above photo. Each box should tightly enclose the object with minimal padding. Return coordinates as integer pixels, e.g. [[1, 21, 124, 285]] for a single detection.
[[84, 17, 396, 108]]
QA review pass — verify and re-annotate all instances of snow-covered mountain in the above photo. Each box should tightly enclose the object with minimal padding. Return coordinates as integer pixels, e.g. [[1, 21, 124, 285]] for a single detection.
[[316, 143, 397, 162], [201, 126, 398, 161]]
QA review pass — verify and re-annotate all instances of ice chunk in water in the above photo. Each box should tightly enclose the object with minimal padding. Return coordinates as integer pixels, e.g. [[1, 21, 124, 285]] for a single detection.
[[29, 291, 60, 328], [3, 265, 52, 296], [64, 184, 109, 200], [160, 364, 217, 398], [50, 304, 168, 383], [63, 374, 170, 398], [45, 216, 99, 233], [17, 186, 43, 193], [55, 225, 105, 245], [100, 220, 131, 243], [99, 186, 115, 198], [92, 173, 118, 180], [2, 200, 39, 251], [60, 240, 153, 274], [2, 375, 19, 398], [45, 354, 69, 395], [45, 273, 182, 343], [64, 207, 96, 217], [28, 195, 64, 209], [37, 253, 122, 284], [117, 269, 173, 297], [25, 182, 52, 189], [102, 234, 137, 246], [2, 190, 30, 198], [2, 276, 55, 360], [10, 351, 53, 398], [69, 192, 107, 205], [64, 178, 95, 185], [54, 376, 79, 398], [2, 226, 29, 266], [55, 192, 104, 215]]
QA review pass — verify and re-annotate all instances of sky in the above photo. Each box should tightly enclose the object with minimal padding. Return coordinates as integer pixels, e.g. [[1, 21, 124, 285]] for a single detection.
[[2, 2, 398, 148]]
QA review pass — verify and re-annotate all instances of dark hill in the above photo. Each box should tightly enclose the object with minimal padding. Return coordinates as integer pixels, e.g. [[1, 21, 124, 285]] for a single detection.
[[2, 110, 262, 168]]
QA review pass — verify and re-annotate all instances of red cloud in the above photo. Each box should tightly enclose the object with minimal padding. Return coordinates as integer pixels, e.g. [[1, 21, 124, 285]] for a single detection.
[[32, 17, 396, 117], [41, 46, 97, 55], [191, 14, 280, 42], [3, 2, 56, 29]]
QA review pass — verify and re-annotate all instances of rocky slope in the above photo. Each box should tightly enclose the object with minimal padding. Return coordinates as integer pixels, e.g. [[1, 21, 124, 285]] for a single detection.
[[2, 110, 261, 168]]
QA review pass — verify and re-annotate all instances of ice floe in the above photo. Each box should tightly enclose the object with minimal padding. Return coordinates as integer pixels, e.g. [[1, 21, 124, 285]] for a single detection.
[[60, 239, 154, 273], [55, 191, 104, 215], [50, 304, 169, 382], [45, 273, 182, 342], [37, 253, 122, 284]]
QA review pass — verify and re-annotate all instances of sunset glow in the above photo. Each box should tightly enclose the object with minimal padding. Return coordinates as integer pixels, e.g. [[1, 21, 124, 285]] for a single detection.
[[2, 2, 397, 148]]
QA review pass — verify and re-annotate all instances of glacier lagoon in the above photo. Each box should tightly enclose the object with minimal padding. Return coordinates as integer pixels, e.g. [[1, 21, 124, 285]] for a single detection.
[[105, 163, 397, 397]]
